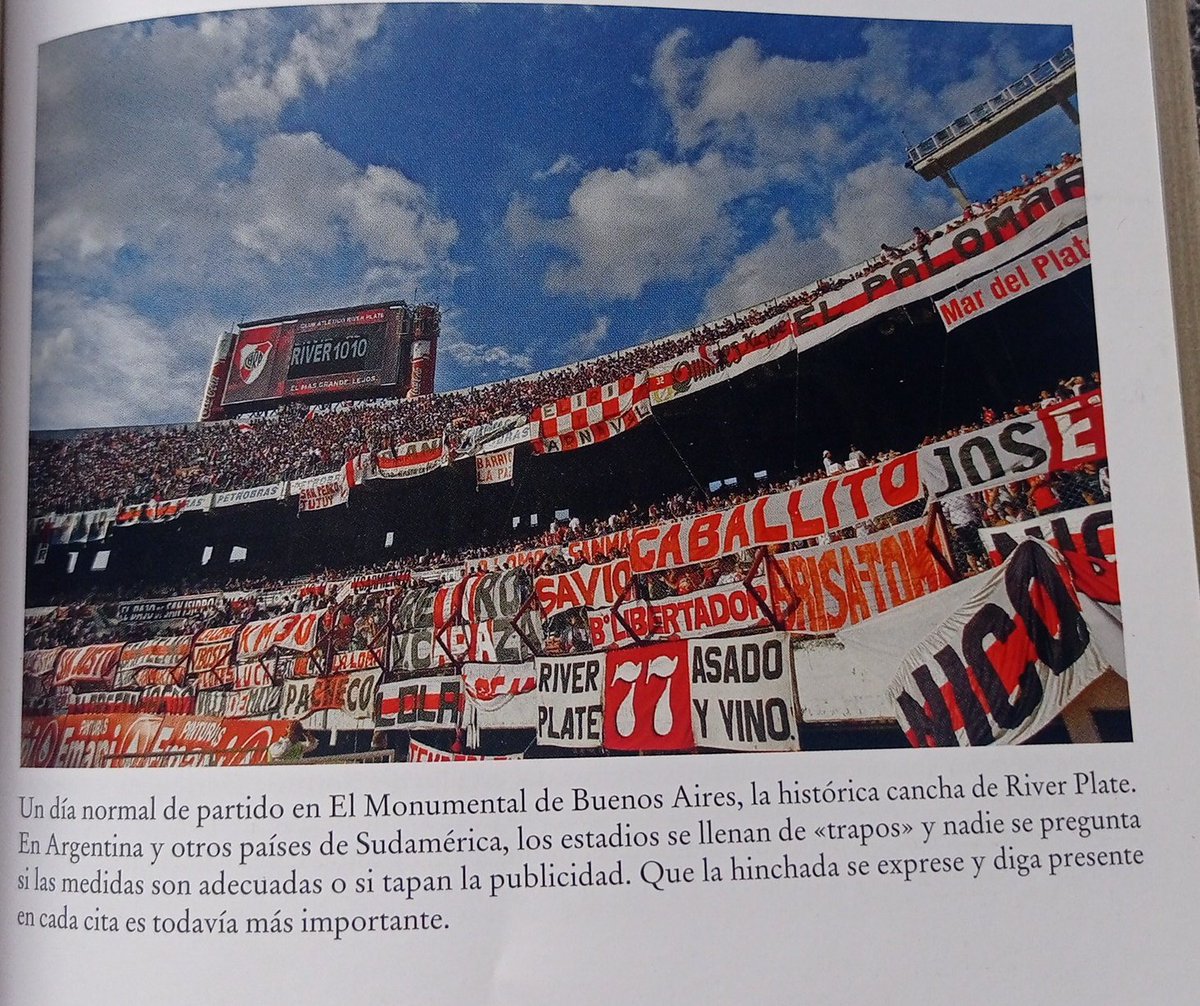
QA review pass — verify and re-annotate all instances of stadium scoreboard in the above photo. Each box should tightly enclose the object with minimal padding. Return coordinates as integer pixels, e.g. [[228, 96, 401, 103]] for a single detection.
[[199, 301, 439, 420]]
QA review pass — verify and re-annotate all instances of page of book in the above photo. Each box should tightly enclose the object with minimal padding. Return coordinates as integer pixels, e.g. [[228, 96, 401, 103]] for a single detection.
[[3, 0, 1199, 1002]]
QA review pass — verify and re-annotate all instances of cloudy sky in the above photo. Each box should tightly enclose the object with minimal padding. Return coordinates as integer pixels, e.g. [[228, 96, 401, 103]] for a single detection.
[[30, 3, 1078, 429]]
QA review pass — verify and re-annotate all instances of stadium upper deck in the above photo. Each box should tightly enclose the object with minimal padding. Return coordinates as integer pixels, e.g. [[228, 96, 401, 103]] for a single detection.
[[28, 155, 1083, 520]]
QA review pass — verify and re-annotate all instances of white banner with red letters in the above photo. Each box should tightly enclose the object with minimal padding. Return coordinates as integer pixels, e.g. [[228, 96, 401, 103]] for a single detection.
[[115, 636, 192, 690], [535, 558, 634, 619], [889, 539, 1109, 747], [232, 658, 278, 691], [935, 225, 1090, 331], [237, 610, 326, 659], [23, 648, 62, 680], [475, 447, 515, 486], [466, 545, 556, 574], [630, 454, 923, 573], [766, 517, 953, 633], [532, 372, 653, 454], [296, 469, 350, 512], [190, 625, 237, 690], [54, 643, 123, 688], [790, 169, 1087, 355], [566, 528, 635, 564]]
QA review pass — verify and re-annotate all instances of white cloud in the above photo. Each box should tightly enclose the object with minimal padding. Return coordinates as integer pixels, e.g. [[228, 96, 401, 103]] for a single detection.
[[703, 160, 954, 318], [30, 292, 224, 429], [701, 209, 823, 319], [653, 28, 861, 154], [564, 315, 610, 360], [509, 150, 751, 299], [31, 11, 461, 425], [440, 338, 533, 374], [511, 23, 1076, 310], [214, 6, 385, 123], [533, 154, 582, 180], [228, 132, 457, 275]]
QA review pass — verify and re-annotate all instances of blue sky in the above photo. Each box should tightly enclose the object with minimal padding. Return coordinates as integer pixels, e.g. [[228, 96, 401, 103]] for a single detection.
[[30, 3, 1078, 429]]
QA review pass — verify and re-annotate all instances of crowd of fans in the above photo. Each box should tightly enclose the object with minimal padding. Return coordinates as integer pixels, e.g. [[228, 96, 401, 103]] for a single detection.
[[28, 155, 1083, 518], [25, 375, 1107, 654]]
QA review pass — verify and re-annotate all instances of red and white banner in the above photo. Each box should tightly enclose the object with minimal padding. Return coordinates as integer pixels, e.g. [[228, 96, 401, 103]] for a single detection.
[[237, 610, 325, 659], [54, 643, 123, 688], [408, 739, 524, 762], [603, 641, 693, 751], [589, 577, 773, 649], [980, 502, 1115, 565], [21, 713, 164, 768], [889, 539, 1109, 747], [535, 558, 634, 619], [19, 713, 290, 768], [566, 528, 635, 564], [66, 691, 142, 715], [536, 654, 604, 748], [918, 393, 1105, 501], [457, 569, 529, 622], [23, 648, 62, 680], [148, 716, 292, 766], [462, 661, 538, 730], [791, 168, 1087, 354], [466, 545, 555, 573], [475, 447, 515, 486], [935, 226, 1090, 331], [280, 668, 381, 723], [378, 675, 463, 729], [767, 517, 953, 633], [115, 636, 192, 689], [190, 626, 237, 690], [375, 438, 446, 479], [116, 494, 212, 526], [232, 659, 277, 691], [689, 633, 798, 751], [297, 469, 350, 512], [65, 687, 196, 717], [532, 372, 652, 454], [648, 318, 796, 406], [630, 454, 923, 573], [979, 503, 1119, 606]]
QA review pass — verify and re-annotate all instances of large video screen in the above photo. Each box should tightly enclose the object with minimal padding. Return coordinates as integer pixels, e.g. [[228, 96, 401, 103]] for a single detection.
[[284, 317, 388, 396], [220, 306, 397, 407]]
